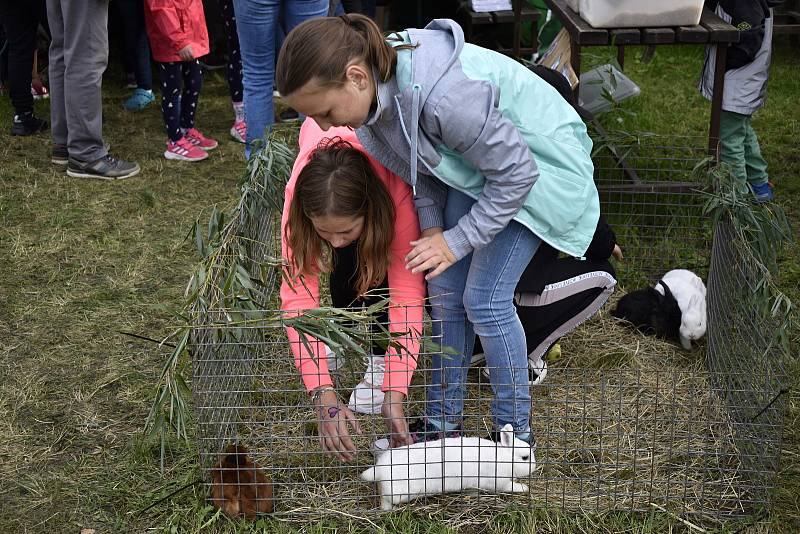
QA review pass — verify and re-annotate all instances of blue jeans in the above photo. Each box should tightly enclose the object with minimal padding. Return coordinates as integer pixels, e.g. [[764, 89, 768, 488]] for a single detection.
[[426, 188, 540, 435], [232, 0, 327, 156]]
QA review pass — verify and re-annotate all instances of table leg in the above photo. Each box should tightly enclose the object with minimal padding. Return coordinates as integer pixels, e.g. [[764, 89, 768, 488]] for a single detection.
[[571, 40, 581, 100], [708, 43, 728, 161], [617, 45, 625, 70]]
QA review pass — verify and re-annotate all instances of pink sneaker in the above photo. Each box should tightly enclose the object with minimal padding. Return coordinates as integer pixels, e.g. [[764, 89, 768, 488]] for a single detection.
[[31, 80, 49, 100], [184, 128, 218, 151], [164, 137, 208, 162], [230, 119, 246, 143]]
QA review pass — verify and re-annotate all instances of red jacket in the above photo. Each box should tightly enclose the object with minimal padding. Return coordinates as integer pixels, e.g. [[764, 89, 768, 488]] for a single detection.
[[144, 0, 209, 63]]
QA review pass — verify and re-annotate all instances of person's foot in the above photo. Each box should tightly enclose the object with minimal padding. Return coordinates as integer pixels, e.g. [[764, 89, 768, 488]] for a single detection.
[[184, 128, 218, 151], [123, 88, 155, 111], [31, 80, 49, 100], [347, 356, 385, 414], [51, 144, 68, 165], [750, 181, 774, 203], [371, 417, 463, 457], [11, 112, 48, 136], [277, 108, 301, 123], [486, 427, 537, 448], [164, 137, 208, 162], [123, 72, 137, 89], [230, 119, 247, 143], [67, 154, 140, 180]]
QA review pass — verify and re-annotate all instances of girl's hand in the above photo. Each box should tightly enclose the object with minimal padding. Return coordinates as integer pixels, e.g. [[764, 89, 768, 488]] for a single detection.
[[178, 45, 195, 61], [612, 244, 624, 261], [313, 389, 362, 462], [405, 229, 457, 280], [382, 390, 413, 448]]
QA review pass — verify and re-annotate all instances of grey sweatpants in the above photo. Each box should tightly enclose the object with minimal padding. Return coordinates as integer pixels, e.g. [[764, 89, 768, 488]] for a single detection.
[[46, 0, 109, 163]]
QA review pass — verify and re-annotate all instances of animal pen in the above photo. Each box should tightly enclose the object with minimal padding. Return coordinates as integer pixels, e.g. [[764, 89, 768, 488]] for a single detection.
[[186, 132, 792, 525]]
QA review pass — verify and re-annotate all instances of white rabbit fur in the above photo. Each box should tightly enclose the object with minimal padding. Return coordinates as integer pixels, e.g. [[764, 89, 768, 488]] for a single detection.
[[654, 269, 707, 349], [361, 424, 535, 511]]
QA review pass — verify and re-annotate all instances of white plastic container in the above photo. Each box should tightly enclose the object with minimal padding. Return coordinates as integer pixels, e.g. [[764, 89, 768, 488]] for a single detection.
[[578, 0, 704, 28], [578, 64, 640, 114]]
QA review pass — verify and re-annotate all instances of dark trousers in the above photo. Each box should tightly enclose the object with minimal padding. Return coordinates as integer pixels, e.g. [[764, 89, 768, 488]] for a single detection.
[[475, 258, 617, 362], [116, 0, 152, 91], [329, 242, 389, 357], [217, 0, 243, 103], [0, 0, 46, 115], [157, 60, 202, 141]]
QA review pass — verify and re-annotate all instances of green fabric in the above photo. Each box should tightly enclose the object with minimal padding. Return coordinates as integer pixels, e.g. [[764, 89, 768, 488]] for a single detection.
[[522, 0, 562, 50], [431, 43, 599, 258], [720, 110, 769, 187]]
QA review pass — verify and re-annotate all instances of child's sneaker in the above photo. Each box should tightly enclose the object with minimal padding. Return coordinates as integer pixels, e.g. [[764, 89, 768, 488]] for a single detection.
[[164, 137, 208, 162], [370, 417, 464, 458], [477, 353, 548, 386], [230, 119, 247, 143], [31, 80, 49, 100], [184, 128, 218, 151], [347, 356, 385, 414], [486, 427, 537, 448], [11, 112, 48, 136], [750, 182, 774, 203], [124, 88, 155, 111]]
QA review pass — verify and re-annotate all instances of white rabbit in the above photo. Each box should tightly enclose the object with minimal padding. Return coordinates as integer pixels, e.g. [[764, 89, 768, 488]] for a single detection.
[[654, 269, 707, 349], [360, 424, 535, 511]]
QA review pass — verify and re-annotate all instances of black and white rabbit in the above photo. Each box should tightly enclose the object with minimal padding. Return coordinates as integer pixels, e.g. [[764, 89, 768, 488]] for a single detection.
[[611, 282, 682, 342], [361, 424, 535, 511], [654, 269, 707, 349]]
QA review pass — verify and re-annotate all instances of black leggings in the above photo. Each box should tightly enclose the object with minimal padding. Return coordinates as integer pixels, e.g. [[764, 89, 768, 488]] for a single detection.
[[217, 0, 243, 103], [0, 0, 47, 115], [475, 258, 617, 361], [329, 243, 389, 357], [157, 60, 202, 142]]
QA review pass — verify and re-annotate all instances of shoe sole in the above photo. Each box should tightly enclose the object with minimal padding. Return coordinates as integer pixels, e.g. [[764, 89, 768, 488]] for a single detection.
[[51, 157, 68, 165], [66, 167, 141, 180], [164, 150, 208, 162]]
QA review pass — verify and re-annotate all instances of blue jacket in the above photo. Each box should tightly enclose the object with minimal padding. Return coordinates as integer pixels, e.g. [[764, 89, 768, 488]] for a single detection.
[[356, 19, 599, 259]]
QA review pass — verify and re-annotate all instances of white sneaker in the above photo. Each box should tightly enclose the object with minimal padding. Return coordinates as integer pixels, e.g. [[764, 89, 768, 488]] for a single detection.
[[481, 358, 548, 386], [347, 356, 385, 414]]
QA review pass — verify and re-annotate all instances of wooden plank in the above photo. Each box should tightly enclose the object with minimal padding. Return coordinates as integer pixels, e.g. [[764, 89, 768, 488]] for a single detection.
[[467, 10, 494, 25], [642, 27, 675, 44], [544, 0, 609, 45], [492, 6, 539, 24], [676, 25, 709, 43], [700, 8, 740, 43], [609, 28, 641, 45]]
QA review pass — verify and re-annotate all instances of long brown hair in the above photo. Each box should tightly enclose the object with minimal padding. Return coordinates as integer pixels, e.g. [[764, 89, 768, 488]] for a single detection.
[[286, 138, 395, 296], [276, 14, 412, 96]]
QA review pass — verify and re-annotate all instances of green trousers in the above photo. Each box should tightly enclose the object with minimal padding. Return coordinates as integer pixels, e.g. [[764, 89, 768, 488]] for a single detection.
[[720, 110, 769, 187]]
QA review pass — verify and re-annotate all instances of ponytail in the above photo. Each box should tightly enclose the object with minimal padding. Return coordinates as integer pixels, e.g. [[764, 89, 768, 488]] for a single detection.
[[277, 14, 414, 96]]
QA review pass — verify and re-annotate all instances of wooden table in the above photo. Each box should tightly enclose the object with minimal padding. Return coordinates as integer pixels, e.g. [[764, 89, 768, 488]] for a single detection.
[[544, 0, 740, 160], [459, 0, 540, 59]]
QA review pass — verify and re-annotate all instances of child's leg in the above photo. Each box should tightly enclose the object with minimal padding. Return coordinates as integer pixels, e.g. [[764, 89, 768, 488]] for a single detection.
[[719, 110, 749, 190], [425, 189, 475, 429], [218, 0, 244, 106], [157, 61, 183, 142], [742, 116, 769, 187], [466, 219, 539, 438], [179, 60, 203, 131]]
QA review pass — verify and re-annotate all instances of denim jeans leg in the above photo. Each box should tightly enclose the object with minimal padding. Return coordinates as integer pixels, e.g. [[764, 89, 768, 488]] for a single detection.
[[466, 220, 540, 433], [425, 188, 476, 427]]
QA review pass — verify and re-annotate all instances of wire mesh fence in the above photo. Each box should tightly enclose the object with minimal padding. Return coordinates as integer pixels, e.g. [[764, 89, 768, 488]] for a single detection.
[[188, 133, 792, 524]]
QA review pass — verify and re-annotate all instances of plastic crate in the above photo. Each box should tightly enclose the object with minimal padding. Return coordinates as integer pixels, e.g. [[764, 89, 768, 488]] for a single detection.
[[578, 64, 640, 114]]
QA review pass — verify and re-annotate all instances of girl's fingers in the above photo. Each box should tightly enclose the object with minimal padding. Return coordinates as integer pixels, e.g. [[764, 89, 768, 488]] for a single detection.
[[342, 408, 362, 435]]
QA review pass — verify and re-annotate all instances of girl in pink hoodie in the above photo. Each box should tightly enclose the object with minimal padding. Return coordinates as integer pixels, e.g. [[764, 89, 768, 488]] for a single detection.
[[281, 120, 425, 462]]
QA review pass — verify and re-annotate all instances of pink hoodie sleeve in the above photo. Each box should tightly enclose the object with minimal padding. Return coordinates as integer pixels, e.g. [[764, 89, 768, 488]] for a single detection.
[[280, 120, 425, 395]]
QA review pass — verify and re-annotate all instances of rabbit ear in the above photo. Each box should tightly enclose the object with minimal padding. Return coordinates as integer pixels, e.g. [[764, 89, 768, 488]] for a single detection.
[[499, 424, 515, 447]]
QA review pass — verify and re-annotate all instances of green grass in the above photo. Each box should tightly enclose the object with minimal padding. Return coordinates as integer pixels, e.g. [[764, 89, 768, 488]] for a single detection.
[[0, 42, 798, 533]]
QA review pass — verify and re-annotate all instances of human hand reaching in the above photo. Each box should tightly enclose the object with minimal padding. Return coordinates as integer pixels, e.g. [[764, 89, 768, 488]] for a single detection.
[[381, 390, 413, 448], [405, 228, 456, 280], [612, 244, 624, 261], [313, 388, 362, 462]]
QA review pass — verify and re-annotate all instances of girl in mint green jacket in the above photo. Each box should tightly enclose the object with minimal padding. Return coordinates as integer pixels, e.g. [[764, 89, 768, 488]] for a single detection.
[[277, 14, 599, 448]]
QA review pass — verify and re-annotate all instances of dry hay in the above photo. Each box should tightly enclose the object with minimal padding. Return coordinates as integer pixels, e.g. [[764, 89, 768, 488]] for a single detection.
[[193, 298, 753, 523]]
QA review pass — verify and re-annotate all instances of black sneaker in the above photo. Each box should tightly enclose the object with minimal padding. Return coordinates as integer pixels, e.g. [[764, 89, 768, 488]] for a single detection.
[[51, 145, 69, 165], [486, 429, 536, 448], [67, 154, 140, 180], [11, 112, 48, 136], [277, 108, 301, 123], [370, 417, 463, 457]]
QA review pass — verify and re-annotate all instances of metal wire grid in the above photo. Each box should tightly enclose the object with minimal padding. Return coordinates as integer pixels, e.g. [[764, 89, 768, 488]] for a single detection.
[[188, 134, 791, 521]]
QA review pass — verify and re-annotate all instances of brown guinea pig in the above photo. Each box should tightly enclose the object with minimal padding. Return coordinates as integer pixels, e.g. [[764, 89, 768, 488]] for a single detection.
[[210, 444, 274, 518]]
